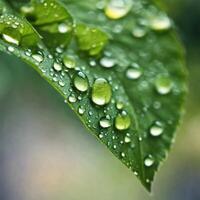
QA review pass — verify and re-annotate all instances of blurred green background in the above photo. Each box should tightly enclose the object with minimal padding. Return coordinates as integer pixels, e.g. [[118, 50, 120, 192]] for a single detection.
[[0, 0, 200, 199]]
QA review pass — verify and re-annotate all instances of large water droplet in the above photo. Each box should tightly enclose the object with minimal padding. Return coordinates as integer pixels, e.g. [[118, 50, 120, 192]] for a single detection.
[[73, 72, 89, 92], [149, 14, 171, 31], [105, 0, 133, 19], [115, 111, 131, 130], [155, 76, 173, 95], [92, 78, 112, 106], [63, 55, 76, 69], [2, 27, 21, 46], [150, 121, 163, 137]]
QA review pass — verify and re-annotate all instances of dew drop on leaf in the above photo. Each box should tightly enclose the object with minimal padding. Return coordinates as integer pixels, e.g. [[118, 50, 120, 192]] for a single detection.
[[78, 106, 85, 115], [150, 121, 164, 137], [58, 23, 70, 33], [100, 57, 116, 68], [91, 78, 112, 106], [144, 155, 154, 167], [116, 101, 124, 110], [115, 110, 131, 130], [2, 27, 21, 46], [7, 46, 15, 52], [32, 53, 44, 63], [53, 62, 62, 72], [124, 135, 131, 143], [63, 55, 76, 69], [105, 0, 133, 19], [155, 76, 173, 95], [68, 94, 77, 103], [132, 27, 147, 38], [73, 71, 89, 92], [149, 14, 171, 31], [99, 117, 112, 128], [126, 67, 142, 80]]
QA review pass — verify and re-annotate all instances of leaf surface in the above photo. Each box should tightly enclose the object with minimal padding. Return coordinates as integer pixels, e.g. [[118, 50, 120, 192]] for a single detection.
[[0, 0, 187, 191]]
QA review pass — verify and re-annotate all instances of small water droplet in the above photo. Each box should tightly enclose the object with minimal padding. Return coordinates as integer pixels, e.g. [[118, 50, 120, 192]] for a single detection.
[[115, 111, 131, 130], [59, 80, 65, 87], [68, 94, 77, 103], [73, 72, 89, 92], [7, 46, 15, 52], [58, 23, 70, 33], [121, 152, 126, 157], [144, 155, 154, 167], [99, 133, 104, 138], [32, 53, 44, 63], [124, 135, 131, 143], [99, 117, 111, 128], [78, 106, 85, 115], [53, 62, 62, 72], [126, 67, 142, 80], [100, 57, 116, 68], [92, 78, 112, 106], [132, 27, 147, 38], [116, 101, 124, 110], [155, 76, 173, 95]]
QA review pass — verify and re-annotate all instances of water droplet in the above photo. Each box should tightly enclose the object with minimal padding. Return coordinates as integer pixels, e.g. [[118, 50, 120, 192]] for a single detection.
[[78, 106, 85, 115], [126, 67, 142, 80], [59, 80, 65, 87], [63, 55, 76, 69], [53, 62, 62, 72], [73, 72, 89, 92], [149, 14, 171, 31], [68, 94, 77, 103], [132, 27, 147, 38], [7, 46, 15, 52], [58, 23, 70, 33], [32, 53, 44, 63], [115, 111, 131, 130], [99, 133, 104, 138], [100, 57, 116, 68], [116, 101, 124, 110], [150, 122, 163, 137], [144, 155, 154, 167], [92, 78, 112, 106], [155, 76, 173, 95], [105, 0, 133, 19], [99, 117, 111, 128], [134, 171, 138, 176], [124, 135, 131, 143], [2, 27, 21, 45]]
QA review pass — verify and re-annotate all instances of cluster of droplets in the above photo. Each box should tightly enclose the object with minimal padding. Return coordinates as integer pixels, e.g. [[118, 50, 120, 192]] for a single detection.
[[0, 0, 178, 184]]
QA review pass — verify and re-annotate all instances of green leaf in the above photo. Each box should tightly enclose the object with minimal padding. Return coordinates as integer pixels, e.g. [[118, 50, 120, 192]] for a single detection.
[[0, 0, 187, 191]]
